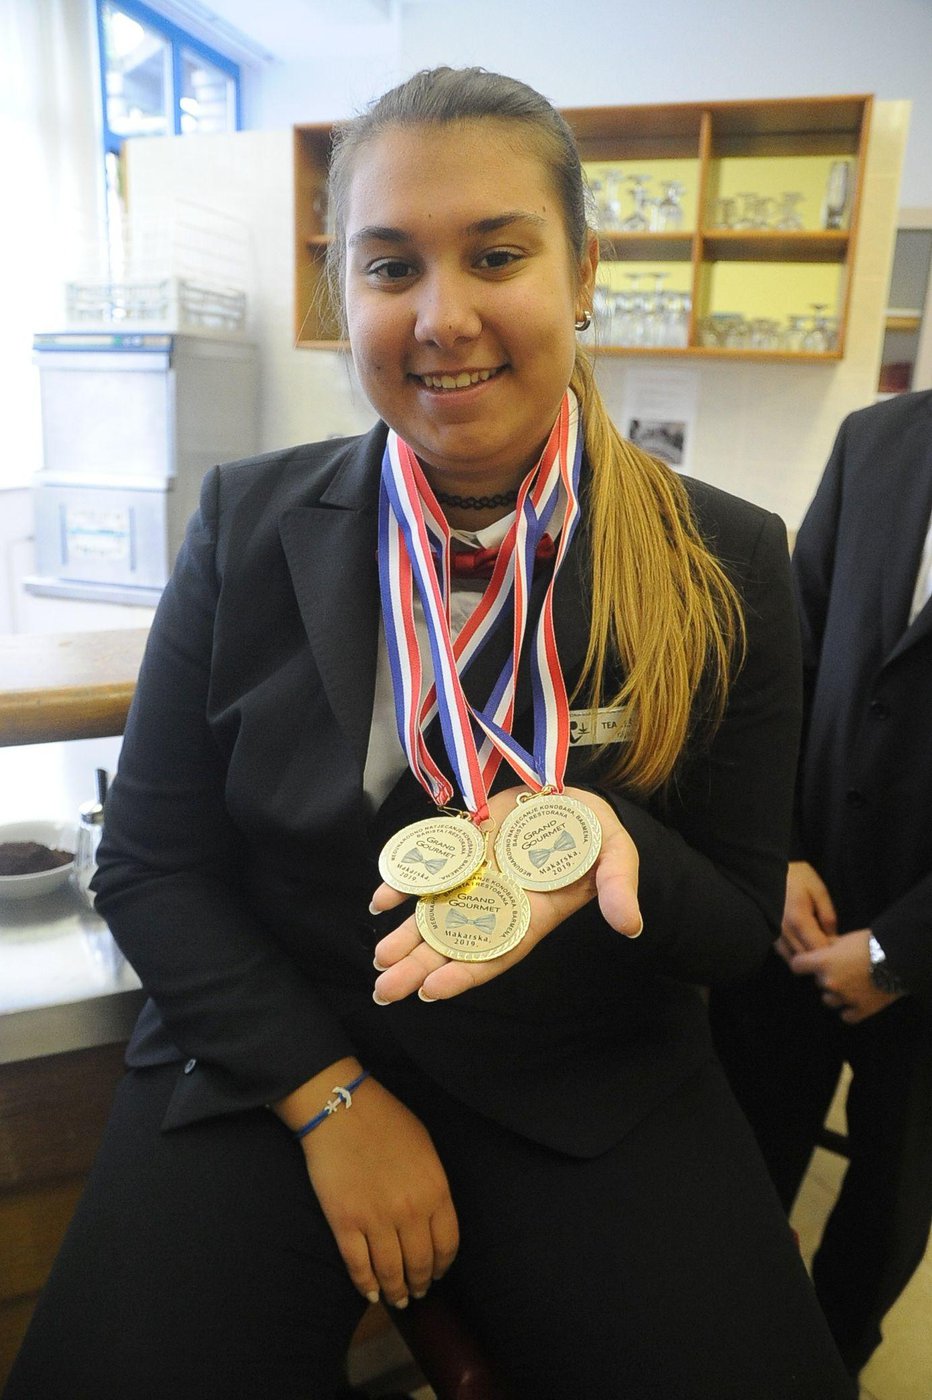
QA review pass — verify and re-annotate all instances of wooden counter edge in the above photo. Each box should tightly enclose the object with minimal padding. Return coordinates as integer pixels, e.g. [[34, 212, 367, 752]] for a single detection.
[[0, 630, 149, 746]]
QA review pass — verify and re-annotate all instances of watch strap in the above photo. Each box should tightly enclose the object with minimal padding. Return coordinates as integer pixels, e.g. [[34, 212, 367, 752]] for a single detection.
[[868, 934, 907, 996]]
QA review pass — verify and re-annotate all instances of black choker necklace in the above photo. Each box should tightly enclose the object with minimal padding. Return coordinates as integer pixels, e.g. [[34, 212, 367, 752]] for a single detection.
[[433, 488, 519, 510]]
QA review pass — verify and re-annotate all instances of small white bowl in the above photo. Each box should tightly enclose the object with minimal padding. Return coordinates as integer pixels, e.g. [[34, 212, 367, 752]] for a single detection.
[[0, 820, 76, 901]]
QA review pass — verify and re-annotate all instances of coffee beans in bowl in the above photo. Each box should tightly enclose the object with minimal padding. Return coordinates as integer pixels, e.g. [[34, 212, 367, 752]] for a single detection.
[[0, 821, 76, 900]]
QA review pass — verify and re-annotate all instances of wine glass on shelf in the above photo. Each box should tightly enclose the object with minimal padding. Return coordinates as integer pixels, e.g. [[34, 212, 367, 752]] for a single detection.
[[624, 272, 647, 343], [801, 304, 832, 351], [714, 196, 738, 229], [620, 175, 654, 231], [756, 197, 778, 229], [774, 192, 805, 230], [781, 313, 808, 352], [646, 272, 669, 345], [749, 318, 780, 350], [590, 284, 615, 344], [660, 289, 690, 347], [822, 161, 851, 230], [734, 192, 763, 229], [654, 181, 685, 231], [724, 315, 750, 349], [602, 169, 625, 230]]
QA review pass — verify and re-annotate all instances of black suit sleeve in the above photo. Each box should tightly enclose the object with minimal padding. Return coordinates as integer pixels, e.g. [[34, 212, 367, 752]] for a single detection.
[[790, 410, 932, 1003], [788, 415, 846, 858], [93, 467, 357, 1122]]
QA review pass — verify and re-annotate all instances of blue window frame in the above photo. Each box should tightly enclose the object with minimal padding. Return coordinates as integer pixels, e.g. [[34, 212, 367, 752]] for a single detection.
[[96, 0, 242, 158]]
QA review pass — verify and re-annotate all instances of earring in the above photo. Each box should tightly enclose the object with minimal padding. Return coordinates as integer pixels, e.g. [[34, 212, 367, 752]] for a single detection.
[[575, 312, 592, 332]]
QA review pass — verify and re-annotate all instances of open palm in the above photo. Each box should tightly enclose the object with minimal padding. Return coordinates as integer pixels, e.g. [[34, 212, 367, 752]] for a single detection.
[[371, 785, 642, 1002]]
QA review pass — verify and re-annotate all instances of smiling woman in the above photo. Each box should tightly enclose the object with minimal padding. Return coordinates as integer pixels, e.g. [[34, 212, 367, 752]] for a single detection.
[[340, 123, 593, 504], [2, 66, 856, 1400]]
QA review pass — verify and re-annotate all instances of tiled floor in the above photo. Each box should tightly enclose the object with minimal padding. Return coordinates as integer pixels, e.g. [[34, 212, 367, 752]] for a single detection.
[[790, 1072, 932, 1400]]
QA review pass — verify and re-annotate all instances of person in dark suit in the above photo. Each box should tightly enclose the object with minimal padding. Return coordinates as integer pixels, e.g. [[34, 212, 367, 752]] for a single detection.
[[711, 388, 932, 1378], [3, 68, 854, 1400]]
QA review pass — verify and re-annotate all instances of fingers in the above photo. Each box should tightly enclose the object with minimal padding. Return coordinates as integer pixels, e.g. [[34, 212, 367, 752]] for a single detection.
[[374, 934, 449, 1002], [784, 862, 837, 944], [789, 948, 820, 977], [338, 1227, 386, 1307], [369, 880, 410, 916], [368, 1229, 413, 1310], [429, 1197, 460, 1281], [594, 828, 641, 937], [337, 1214, 457, 1309], [374, 914, 428, 968], [809, 879, 838, 937], [781, 907, 834, 954]]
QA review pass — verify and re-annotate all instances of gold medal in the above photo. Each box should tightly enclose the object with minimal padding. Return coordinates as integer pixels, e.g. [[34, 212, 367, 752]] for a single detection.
[[415, 870, 530, 962], [493, 791, 602, 892], [378, 815, 486, 896]]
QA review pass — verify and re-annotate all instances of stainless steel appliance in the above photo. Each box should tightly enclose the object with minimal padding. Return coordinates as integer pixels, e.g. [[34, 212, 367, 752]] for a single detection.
[[28, 331, 258, 606]]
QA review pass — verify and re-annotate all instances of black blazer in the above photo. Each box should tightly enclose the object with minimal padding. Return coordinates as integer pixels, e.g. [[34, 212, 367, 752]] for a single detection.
[[792, 389, 932, 1004], [94, 421, 802, 1155]]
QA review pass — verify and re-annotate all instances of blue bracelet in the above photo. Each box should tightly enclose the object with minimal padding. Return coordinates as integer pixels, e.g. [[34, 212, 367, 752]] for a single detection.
[[292, 1071, 371, 1141]]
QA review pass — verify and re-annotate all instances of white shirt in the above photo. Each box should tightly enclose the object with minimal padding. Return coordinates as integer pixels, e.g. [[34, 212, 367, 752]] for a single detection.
[[908, 506, 932, 625], [362, 512, 517, 811]]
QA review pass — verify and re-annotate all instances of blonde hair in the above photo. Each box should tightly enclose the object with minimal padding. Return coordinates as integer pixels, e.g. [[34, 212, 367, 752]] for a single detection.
[[325, 67, 745, 795], [569, 355, 744, 793]]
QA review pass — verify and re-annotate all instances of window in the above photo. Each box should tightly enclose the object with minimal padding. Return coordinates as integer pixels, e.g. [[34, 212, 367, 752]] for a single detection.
[[98, 1, 241, 148], [96, 1, 241, 273]]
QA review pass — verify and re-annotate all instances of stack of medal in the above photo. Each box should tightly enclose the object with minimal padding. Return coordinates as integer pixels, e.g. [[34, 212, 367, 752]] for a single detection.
[[379, 814, 531, 963], [377, 390, 599, 963]]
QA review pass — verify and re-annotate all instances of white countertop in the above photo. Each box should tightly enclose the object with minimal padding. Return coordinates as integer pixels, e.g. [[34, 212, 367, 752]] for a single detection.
[[0, 735, 144, 1064], [0, 886, 140, 1017]]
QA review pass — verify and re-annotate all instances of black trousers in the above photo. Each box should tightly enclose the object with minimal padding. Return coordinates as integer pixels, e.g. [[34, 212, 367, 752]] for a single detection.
[[710, 951, 932, 1374], [4, 1051, 854, 1400]]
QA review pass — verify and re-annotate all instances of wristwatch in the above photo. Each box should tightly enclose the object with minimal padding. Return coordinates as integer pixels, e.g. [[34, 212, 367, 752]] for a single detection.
[[868, 934, 907, 996]]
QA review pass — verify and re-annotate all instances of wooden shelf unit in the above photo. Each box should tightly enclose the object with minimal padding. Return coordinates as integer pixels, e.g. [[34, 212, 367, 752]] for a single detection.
[[293, 94, 872, 360]]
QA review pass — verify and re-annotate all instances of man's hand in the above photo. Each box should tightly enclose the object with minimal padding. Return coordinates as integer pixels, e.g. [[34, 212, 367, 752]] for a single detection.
[[369, 786, 642, 1004], [776, 860, 838, 962], [790, 928, 903, 1024]]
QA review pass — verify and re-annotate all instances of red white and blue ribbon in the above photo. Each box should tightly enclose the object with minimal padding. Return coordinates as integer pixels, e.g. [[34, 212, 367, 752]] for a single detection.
[[378, 390, 583, 822]]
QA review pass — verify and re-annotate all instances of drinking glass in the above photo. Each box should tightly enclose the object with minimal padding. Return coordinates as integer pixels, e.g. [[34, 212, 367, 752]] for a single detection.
[[620, 176, 653, 232], [654, 181, 685, 231], [734, 192, 764, 229], [624, 273, 647, 342], [801, 304, 832, 351], [714, 196, 737, 229], [602, 169, 625, 229], [822, 161, 851, 230], [643, 272, 667, 345], [591, 284, 615, 343], [775, 192, 805, 230], [781, 314, 808, 352]]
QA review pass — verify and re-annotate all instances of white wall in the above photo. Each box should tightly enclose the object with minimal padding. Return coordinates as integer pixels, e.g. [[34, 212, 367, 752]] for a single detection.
[[252, 0, 932, 209]]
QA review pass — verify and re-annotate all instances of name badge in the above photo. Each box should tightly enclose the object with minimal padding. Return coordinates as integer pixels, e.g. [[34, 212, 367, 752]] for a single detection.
[[568, 706, 630, 746]]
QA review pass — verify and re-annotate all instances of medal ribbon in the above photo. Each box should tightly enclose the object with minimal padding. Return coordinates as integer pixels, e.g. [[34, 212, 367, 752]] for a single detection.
[[378, 390, 581, 820], [468, 393, 583, 792]]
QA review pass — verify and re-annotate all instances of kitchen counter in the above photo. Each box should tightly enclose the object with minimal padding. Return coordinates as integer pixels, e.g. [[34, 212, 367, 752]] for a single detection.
[[0, 628, 148, 746], [0, 883, 142, 1065], [0, 733, 142, 1065]]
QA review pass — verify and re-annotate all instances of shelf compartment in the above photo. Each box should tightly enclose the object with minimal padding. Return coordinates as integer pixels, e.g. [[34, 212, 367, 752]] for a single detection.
[[598, 232, 694, 261], [701, 231, 848, 263], [293, 95, 872, 356]]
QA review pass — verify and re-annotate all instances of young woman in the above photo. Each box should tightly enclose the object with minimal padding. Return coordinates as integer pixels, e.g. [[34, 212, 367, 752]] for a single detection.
[[4, 68, 855, 1400]]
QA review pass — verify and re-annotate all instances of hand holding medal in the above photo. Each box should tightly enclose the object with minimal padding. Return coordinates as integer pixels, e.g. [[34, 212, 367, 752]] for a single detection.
[[370, 783, 643, 1004], [374, 391, 641, 998]]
